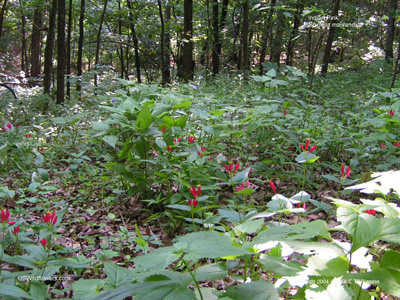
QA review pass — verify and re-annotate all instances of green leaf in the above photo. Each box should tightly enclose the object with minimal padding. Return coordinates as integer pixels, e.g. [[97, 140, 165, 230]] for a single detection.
[[71, 279, 106, 300], [381, 251, 400, 270], [337, 207, 381, 252], [0, 283, 34, 299], [172, 101, 193, 109], [132, 246, 181, 271], [103, 135, 118, 149], [93, 121, 110, 131], [225, 280, 280, 300], [305, 277, 353, 300], [305, 255, 349, 277], [377, 218, 400, 244], [258, 255, 304, 276], [234, 219, 264, 235], [230, 168, 250, 185], [266, 69, 277, 78], [195, 262, 228, 281], [38, 168, 49, 182], [48, 257, 91, 269], [137, 105, 153, 131], [175, 116, 187, 129], [29, 282, 48, 300], [135, 138, 150, 158], [104, 261, 136, 288]]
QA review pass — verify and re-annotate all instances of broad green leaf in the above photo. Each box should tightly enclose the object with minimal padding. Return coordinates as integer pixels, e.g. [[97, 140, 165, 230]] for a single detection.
[[132, 246, 181, 271], [94, 284, 136, 300], [225, 280, 280, 300], [234, 219, 264, 235], [162, 115, 174, 127], [104, 261, 136, 288], [135, 138, 150, 158], [93, 121, 110, 131], [172, 101, 193, 109], [306, 255, 349, 277], [230, 168, 250, 185], [29, 282, 47, 300], [258, 255, 304, 276], [337, 207, 380, 252], [176, 231, 250, 260], [103, 135, 118, 149], [195, 262, 228, 281], [137, 104, 153, 131], [0, 283, 34, 299], [38, 168, 49, 182], [167, 204, 192, 212], [71, 279, 106, 300], [218, 209, 244, 223], [266, 69, 277, 78], [175, 116, 187, 129], [48, 257, 90, 269], [377, 218, 400, 244], [381, 250, 400, 270]]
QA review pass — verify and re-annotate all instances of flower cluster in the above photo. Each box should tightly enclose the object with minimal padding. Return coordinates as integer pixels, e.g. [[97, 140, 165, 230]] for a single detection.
[[224, 162, 240, 175], [341, 164, 351, 179], [269, 180, 277, 194], [365, 209, 376, 216], [1, 208, 15, 225], [300, 139, 316, 154], [43, 211, 57, 228], [188, 186, 201, 208], [389, 109, 395, 117], [236, 180, 250, 191]]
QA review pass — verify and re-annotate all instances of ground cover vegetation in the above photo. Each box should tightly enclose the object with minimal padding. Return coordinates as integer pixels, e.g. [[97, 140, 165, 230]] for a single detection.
[[1, 0, 400, 299]]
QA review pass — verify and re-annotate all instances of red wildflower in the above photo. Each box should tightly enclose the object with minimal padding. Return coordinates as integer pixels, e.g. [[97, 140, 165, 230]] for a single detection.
[[394, 142, 400, 147], [167, 145, 173, 152], [297, 203, 306, 209], [308, 145, 317, 154], [224, 162, 240, 174], [389, 109, 395, 116], [174, 137, 181, 144], [236, 180, 250, 191], [188, 199, 198, 208], [284, 108, 287, 116], [188, 136, 196, 144], [4, 123, 12, 131], [206, 156, 212, 161], [365, 209, 377, 216], [40, 239, 47, 248], [43, 211, 57, 227], [300, 139, 310, 152], [1, 209, 10, 224], [269, 180, 277, 194], [7, 221, 15, 225], [12, 226, 19, 235], [161, 125, 166, 133], [341, 164, 351, 179], [381, 144, 386, 148], [246, 165, 252, 173], [26, 134, 31, 139], [190, 186, 201, 199]]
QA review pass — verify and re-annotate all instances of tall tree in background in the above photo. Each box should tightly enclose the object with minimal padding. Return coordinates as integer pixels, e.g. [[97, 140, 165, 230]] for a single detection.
[[127, 0, 141, 83], [259, 0, 276, 74], [76, 0, 85, 91], [43, 0, 57, 95], [270, 8, 285, 66], [19, 0, 28, 75], [0, 0, 8, 39], [57, 0, 66, 104], [163, 1, 171, 83], [212, 0, 219, 75], [66, 0, 73, 98], [31, 5, 43, 79], [158, 0, 169, 86], [385, 0, 397, 61], [286, 0, 303, 66], [183, 0, 193, 82], [241, 0, 250, 71], [321, 0, 340, 74], [94, 0, 108, 86]]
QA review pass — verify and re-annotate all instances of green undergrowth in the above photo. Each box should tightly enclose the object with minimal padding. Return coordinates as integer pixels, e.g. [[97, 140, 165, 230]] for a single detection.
[[0, 60, 400, 299]]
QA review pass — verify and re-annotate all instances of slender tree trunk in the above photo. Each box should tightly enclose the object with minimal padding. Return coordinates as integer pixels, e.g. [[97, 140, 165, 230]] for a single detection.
[[270, 9, 285, 66], [43, 0, 57, 95], [158, 0, 167, 86], [94, 0, 108, 86], [183, 0, 193, 82], [241, 0, 249, 71], [213, 0, 228, 74], [164, 1, 171, 83], [286, 0, 303, 66], [31, 7, 43, 79], [127, 0, 141, 83], [212, 0, 219, 75], [321, 0, 340, 74], [19, 0, 27, 74], [0, 0, 8, 39], [117, 0, 125, 79], [77, 0, 84, 91], [385, 0, 397, 61], [390, 36, 400, 88], [259, 0, 275, 74], [66, 0, 72, 98], [57, 0, 66, 104]]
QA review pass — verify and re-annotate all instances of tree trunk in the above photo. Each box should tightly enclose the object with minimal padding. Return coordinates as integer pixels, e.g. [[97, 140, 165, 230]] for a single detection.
[[66, 0, 72, 98], [0, 0, 8, 39], [286, 0, 303, 66], [158, 0, 168, 86], [241, 0, 249, 71], [43, 0, 57, 95], [127, 0, 141, 83], [164, 1, 171, 83], [212, 0, 219, 75], [321, 0, 340, 74], [77, 0, 84, 91], [385, 0, 397, 61], [117, 0, 125, 79], [270, 9, 285, 66], [19, 0, 28, 74], [259, 0, 276, 74], [31, 7, 43, 79], [57, 0, 66, 104], [94, 0, 108, 86], [183, 0, 193, 82]]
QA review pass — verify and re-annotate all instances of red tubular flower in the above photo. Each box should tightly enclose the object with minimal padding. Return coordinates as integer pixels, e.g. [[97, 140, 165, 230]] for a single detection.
[[201, 146, 206, 152], [206, 156, 212, 161], [167, 145, 173, 152], [308, 145, 317, 154], [26, 134, 31, 139], [269, 180, 277, 194], [381, 144, 386, 148], [297, 203, 306, 209], [190, 186, 201, 199], [341, 165, 351, 179], [198, 151, 203, 157], [236, 180, 250, 191], [40, 239, 47, 248], [174, 137, 181, 144], [284, 108, 287, 115], [389, 109, 395, 116], [7, 221, 15, 225], [188, 136, 196, 144], [12, 226, 19, 235], [161, 125, 166, 133], [395, 142, 400, 147], [224, 162, 240, 174], [365, 209, 377, 216], [188, 199, 198, 208], [1, 208, 10, 224], [301, 139, 310, 152], [4, 123, 12, 131], [43, 211, 57, 227]]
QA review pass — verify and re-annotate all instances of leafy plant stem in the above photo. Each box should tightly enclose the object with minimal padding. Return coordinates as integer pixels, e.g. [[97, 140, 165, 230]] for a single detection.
[[182, 258, 204, 300]]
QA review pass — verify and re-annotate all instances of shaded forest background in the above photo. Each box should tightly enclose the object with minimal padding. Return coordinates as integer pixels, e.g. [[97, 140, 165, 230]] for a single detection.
[[0, 0, 398, 102]]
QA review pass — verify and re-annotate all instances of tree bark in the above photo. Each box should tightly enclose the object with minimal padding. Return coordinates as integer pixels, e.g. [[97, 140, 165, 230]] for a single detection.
[[164, 1, 171, 83], [158, 0, 168, 86], [43, 0, 57, 95], [66, 0, 72, 98], [385, 0, 397, 61], [77, 0, 84, 91], [94, 0, 108, 86], [183, 0, 193, 82], [31, 6, 43, 79], [19, 0, 28, 74], [127, 0, 141, 83], [286, 0, 303, 66], [259, 0, 275, 74], [270, 9, 285, 66], [57, 0, 66, 104], [321, 0, 340, 74], [0, 0, 8, 39], [212, 0, 219, 75], [241, 0, 249, 71]]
